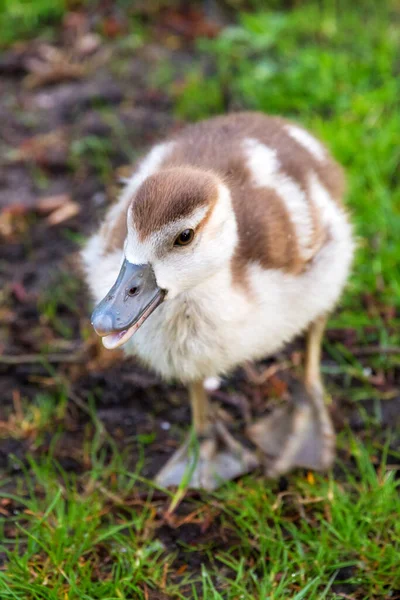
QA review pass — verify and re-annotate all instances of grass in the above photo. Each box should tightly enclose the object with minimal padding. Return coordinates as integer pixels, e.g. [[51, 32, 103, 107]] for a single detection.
[[1, 0, 400, 598], [38, 272, 83, 340], [0, 450, 168, 599], [0, 0, 67, 47], [1, 415, 399, 599]]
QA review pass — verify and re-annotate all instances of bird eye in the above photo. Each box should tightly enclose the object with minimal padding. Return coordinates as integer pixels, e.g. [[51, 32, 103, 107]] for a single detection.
[[174, 228, 195, 246]]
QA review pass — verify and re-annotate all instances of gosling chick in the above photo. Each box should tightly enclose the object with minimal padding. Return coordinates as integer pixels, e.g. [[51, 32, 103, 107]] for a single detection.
[[82, 112, 354, 490]]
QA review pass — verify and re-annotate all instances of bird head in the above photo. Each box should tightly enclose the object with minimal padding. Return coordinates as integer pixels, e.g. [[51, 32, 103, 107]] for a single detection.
[[91, 166, 237, 349]]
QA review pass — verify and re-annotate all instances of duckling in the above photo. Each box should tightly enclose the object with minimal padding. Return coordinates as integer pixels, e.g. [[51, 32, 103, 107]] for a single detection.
[[82, 112, 354, 490]]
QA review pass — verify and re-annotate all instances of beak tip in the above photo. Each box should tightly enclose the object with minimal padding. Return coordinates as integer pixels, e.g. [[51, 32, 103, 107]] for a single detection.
[[91, 310, 114, 336]]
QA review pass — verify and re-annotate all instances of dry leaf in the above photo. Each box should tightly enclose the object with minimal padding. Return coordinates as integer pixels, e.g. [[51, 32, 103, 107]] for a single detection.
[[0, 204, 29, 238], [36, 194, 71, 214], [23, 44, 86, 89], [25, 62, 85, 89], [12, 130, 69, 168], [266, 375, 288, 398], [159, 7, 221, 40], [306, 471, 315, 485], [76, 33, 102, 57], [46, 201, 80, 225], [102, 17, 125, 38]]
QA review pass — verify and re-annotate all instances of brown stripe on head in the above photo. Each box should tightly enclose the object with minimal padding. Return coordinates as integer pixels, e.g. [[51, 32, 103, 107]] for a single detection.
[[130, 167, 220, 240]]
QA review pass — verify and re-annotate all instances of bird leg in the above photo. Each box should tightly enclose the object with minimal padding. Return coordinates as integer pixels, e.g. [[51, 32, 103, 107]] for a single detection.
[[155, 381, 259, 491], [247, 316, 335, 477]]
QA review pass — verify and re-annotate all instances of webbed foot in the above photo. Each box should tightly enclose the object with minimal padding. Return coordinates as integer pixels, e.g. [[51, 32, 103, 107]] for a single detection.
[[155, 420, 259, 491], [247, 383, 335, 477]]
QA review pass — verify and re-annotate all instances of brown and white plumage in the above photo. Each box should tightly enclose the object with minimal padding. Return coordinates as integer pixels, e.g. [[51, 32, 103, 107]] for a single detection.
[[82, 112, 354, 489]]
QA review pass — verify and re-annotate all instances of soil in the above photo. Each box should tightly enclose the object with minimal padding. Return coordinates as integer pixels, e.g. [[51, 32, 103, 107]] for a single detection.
[[0, 5, 399, 598]]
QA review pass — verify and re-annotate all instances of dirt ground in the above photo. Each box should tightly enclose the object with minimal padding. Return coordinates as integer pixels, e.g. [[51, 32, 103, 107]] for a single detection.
[[1, 5, 400, 594]]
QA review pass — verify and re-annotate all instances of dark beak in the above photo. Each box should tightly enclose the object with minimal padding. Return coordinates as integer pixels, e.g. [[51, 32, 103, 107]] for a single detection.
[[91, 259, 165, 349]]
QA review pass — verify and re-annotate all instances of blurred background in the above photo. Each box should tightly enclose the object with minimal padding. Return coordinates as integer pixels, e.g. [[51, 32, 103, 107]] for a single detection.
[[0, 1, 399, 598]]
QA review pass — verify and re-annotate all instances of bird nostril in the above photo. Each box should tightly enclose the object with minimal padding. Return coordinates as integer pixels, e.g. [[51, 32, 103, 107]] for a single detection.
[[128, 286, 139, 297]]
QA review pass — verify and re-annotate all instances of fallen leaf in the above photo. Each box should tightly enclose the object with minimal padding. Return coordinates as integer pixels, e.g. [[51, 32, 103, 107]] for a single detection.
[[25, 62, 85, 89], [102, 16, 125, 38], [0, 204, 30, 238], [23, 44, 86, 89], [75, 33, 102, 57], [307, 471, 315, 485], [12, 130, 69, 168], [46, 201, 80, 225], [0, 203, 28, 218], [174, 564, 188, 577], [265, 375, 288, 398], [36, 194, 71, 214], [159, 7, 221, 40]]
